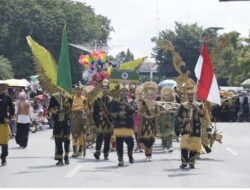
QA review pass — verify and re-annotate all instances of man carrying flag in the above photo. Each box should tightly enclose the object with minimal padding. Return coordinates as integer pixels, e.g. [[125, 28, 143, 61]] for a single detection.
[[178, 36, 221, 169], [49, 25, 73, 166], [194, 36, 222, 155]]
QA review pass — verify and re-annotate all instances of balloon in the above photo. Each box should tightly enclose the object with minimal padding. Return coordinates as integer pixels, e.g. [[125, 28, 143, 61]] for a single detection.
[[79, 49, 109, 85]]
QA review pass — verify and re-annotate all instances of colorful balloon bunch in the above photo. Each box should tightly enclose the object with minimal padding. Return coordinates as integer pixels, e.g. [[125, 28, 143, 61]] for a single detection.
[[79, 50, 112, 85]]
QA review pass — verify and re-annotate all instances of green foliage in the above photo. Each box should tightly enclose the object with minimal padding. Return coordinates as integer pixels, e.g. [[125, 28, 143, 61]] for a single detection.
[[115, 49, 135, 64], [0, 0, 113, 82], [214, 32, 250, 86], [0, 55, 14, 80]]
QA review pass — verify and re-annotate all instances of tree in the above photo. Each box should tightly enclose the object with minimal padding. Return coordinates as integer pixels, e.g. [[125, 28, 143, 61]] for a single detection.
[[0, 55, 14, 80], [115, 48, 134, 64], [214, 32, 250, 86], [0, 0, 113, 83]]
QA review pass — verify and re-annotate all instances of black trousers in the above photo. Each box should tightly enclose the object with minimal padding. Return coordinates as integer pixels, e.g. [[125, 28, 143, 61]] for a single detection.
[[1, 145, 8, 160], [95, 133, 111, 156], [116, 137, 134, 160], [15, 123, 30, 147], [181, 149, 197, 165], [55, 138, 70, 161]]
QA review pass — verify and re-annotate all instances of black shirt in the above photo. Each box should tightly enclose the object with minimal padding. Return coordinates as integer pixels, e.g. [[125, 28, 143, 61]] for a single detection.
[[0, 93, 15, 124]]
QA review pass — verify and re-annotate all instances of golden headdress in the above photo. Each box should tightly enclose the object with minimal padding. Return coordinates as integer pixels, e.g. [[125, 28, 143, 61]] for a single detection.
[[186, 79, 196, 94], [135, 85, 143, 95], [142, 81, 158, 93], [161, 87, 176, 102], [102, 79, 109, 88]]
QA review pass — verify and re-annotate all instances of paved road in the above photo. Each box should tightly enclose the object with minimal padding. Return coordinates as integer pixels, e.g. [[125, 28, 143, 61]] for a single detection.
[[1, 122, 250, 188]]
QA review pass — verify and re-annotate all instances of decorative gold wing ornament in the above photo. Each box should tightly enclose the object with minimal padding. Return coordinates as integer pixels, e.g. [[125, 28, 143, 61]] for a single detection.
[[159, 39, 195, 101], [159, 40, 185, 75]]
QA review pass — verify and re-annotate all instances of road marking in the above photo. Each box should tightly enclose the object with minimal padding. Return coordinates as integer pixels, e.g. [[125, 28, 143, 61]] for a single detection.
[[65, 164, 83, 178], [226, 147, 238, 156]]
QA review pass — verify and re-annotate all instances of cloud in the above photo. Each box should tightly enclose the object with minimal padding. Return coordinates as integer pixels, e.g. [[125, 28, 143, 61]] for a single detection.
[[78, 0, 250, 58]]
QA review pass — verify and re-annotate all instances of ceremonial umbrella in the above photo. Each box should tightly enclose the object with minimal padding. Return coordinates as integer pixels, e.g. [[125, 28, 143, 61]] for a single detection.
[[241, 78, 250, 88]]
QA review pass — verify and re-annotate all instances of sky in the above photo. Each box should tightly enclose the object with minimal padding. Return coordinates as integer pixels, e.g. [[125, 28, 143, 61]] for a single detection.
[[77, 0, 250, 59]]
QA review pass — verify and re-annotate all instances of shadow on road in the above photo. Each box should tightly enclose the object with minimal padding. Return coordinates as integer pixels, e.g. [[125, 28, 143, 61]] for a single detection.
[[12, 170, 44, 175], [9, 147, 21, 150], [163, 168, 203, 178], [94, 165, 129, 170], [76, 158, 112, 163], [8, 156, 53, 159], [197, 157, 224, 162], [28, 164, 59, 169], [134, 158, 180, 164]]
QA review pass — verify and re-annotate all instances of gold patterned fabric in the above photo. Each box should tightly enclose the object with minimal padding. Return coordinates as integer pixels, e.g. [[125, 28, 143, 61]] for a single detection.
[[0, 124, 10, 145], [139, 101, 160, 147], [180, 134, 202, 152], [71, 95, 87, 111], [113, 128, 134, 137]]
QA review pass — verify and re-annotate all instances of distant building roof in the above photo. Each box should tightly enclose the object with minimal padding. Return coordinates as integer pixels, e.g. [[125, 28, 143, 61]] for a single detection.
[[139, 62, 158, 73]]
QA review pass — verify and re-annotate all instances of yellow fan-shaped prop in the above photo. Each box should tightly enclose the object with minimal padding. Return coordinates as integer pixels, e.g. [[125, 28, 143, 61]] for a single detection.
[[26, 36, 59, 94]]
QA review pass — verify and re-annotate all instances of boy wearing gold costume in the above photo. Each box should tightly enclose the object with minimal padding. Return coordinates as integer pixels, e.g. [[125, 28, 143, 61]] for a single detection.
[[138, 81, 160, 161], [70, 84, 88, 157], [177, 87, 204, 169]]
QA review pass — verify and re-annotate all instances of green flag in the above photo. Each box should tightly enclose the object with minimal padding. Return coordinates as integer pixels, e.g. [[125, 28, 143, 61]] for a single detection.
[[57, 25, 72, 94]]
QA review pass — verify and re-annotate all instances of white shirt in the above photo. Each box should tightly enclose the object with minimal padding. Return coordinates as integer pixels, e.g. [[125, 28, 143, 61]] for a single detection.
[[16, 104, 33, 124]]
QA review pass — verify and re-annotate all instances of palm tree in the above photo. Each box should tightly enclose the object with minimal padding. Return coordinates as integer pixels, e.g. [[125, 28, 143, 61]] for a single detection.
[[0, 55, 14, 80]]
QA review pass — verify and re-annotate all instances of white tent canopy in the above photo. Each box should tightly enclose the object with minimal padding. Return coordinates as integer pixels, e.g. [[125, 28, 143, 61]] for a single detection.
[[158, 79, 177, 89], [0, 79, 30, 87], [241, 78, 250, 88]]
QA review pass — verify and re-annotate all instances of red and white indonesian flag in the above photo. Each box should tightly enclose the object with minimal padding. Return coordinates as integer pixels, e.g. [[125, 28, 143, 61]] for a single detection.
[[194, 40, 221, 106]]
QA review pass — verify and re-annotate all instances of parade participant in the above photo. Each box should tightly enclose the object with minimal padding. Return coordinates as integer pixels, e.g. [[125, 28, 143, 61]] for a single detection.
[[86, 102, 96, 149], [0, 82, 15, 166], [177, 86, 204, 169], [15, 92, 33, 149], [138, 81, 160, 161], [49, 91, 71, 166], [159, 87, 178, 152], [93, 79, 113, 160], [70, 84, 88, 157], [173, 87, 182, 142], [134, 85, 143, 152], [110, 84, 135, 167], [237, 91, 249, 122]]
